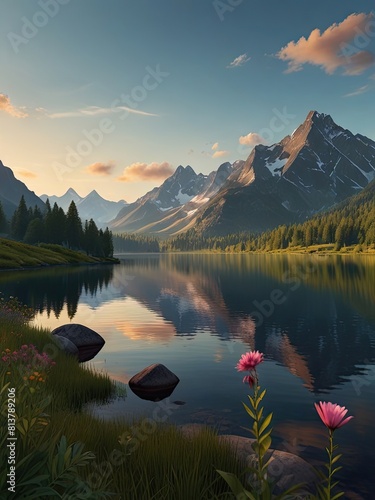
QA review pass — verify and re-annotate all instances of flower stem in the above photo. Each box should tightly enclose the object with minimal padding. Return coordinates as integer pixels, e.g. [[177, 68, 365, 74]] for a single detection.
[[327, 429, 334, 500], [252, 373, 266, 490]]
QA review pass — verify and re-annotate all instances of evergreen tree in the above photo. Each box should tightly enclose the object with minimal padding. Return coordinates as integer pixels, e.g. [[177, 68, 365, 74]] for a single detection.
[[45, 198, 51, 214], [45, 203, 66, 244], [11, 196, 29, 240], [322, 221, 333, 243], [304, 224, 313, 247], [84, 219, 100, 256], [102, 227, 114, 257], [65, 201, 83, 249], [0, 201, 7, 233], [33, 205, 43, 220], [24, 218, 45, 244], [334, 221, 346, 250]]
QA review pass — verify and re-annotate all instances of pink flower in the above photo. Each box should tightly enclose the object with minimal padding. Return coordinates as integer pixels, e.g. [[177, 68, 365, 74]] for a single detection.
[[243, 375, 255, 388], [314, 402, 354, 431], [236, 351, 264, 372]]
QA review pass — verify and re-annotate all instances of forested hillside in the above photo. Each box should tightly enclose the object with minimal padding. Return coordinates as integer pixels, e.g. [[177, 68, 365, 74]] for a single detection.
[[163, 180, 375, 252], [113, 233, 160, 253], [0, 197, 113, 258]]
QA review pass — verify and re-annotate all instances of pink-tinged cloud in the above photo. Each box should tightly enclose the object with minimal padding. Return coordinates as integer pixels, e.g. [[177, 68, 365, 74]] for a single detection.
[[212, 142, 219, 150], [16, 169, 37, 179], [86, 162, 115, 176], [0, 94, 28, 118], [212, 150, 229, 159], [117, 161, 174, 182], [277, 13, 375, 75], [239, 132, 267, 146]]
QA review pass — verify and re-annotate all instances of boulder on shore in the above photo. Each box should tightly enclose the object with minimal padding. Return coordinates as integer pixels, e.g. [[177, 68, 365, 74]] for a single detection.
[[51, 323, 105, 362], [53, 334, 79, 358], [129, 363, 179, 397], [178, 424, 317, 496]]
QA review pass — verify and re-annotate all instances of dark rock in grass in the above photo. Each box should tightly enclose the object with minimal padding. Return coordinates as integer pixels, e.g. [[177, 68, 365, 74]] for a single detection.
[[53, 335, 79, 358], [129, 364, 179, 401], [178, 425, 317, 496], [51, 323, 105, 362]]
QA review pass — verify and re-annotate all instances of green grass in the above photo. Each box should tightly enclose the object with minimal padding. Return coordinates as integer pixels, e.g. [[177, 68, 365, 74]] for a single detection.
[[45, 412, 246, 499], [0, 302, 245, 499], [0, 237, 118, 269], [0, 318, 114, 410], [245, 243, 375, 255]]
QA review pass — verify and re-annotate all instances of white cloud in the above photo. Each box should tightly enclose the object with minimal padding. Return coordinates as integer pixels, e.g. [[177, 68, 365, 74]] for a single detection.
[[344, 84, 371, 97], [239, 132, 266, 146], [48, 105, 158, 119], [227, 53, 251, 68]]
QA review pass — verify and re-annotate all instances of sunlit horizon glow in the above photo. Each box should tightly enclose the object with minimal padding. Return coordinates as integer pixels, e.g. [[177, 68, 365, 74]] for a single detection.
[[0, 2, 374, 202]]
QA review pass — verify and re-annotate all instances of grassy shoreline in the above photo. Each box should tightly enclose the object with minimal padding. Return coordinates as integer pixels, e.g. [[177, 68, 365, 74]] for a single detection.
[[0, 237, 119, 270], [0, 304, 244, 499], [155, 243, 375, 255]]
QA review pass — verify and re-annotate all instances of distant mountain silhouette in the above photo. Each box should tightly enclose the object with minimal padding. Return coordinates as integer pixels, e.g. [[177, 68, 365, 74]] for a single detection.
[[0, 160, 45, 216], [40, 188, 127, 224]]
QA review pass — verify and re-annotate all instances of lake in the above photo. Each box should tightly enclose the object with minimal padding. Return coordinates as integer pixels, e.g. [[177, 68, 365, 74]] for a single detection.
[[2, 253, 375, 498]]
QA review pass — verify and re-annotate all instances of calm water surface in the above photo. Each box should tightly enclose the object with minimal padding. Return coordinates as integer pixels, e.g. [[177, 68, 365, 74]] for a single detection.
[[2, 254, 375, 498]]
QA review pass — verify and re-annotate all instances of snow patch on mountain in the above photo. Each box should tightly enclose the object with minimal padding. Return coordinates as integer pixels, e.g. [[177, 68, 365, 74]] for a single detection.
[[175, 189, 194, 204], [265, 157, 287, 176]]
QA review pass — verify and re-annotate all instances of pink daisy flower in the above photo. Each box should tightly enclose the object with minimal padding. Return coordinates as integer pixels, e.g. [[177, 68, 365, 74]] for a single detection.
[[314, 402, 354, 431], [236, 351, 264, 372]]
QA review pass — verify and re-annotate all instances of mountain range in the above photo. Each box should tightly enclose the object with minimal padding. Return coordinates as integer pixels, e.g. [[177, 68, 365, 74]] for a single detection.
[[109, 161, 243, 234], [1, 110, 374, 236], [109, 110, 375, 236], [40, 189, 127, 224]]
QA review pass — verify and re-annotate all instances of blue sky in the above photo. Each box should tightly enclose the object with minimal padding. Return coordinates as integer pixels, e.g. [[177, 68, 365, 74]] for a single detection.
[[0, 0, 374, 202]]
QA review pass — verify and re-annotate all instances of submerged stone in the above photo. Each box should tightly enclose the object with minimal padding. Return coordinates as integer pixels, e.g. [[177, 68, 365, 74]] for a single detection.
[[51, 323, 105, 362], [129, 363, 179, 393]]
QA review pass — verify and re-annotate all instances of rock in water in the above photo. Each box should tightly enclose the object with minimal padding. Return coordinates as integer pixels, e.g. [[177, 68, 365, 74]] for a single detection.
[[129, 363, 179, 392], [51, 323, 105, 362]]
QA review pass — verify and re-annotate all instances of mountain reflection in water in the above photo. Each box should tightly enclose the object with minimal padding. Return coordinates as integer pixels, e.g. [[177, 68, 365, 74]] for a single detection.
[[1, 255, 374, 394], [2, 254, 375, 497]]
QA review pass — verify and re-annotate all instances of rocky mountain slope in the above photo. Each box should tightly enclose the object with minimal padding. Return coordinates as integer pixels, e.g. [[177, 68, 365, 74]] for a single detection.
[[192, 110, 375, 235], [109, 162, 240, 234], [110, 111, 375, 236], [0, 160, 45, 216]]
